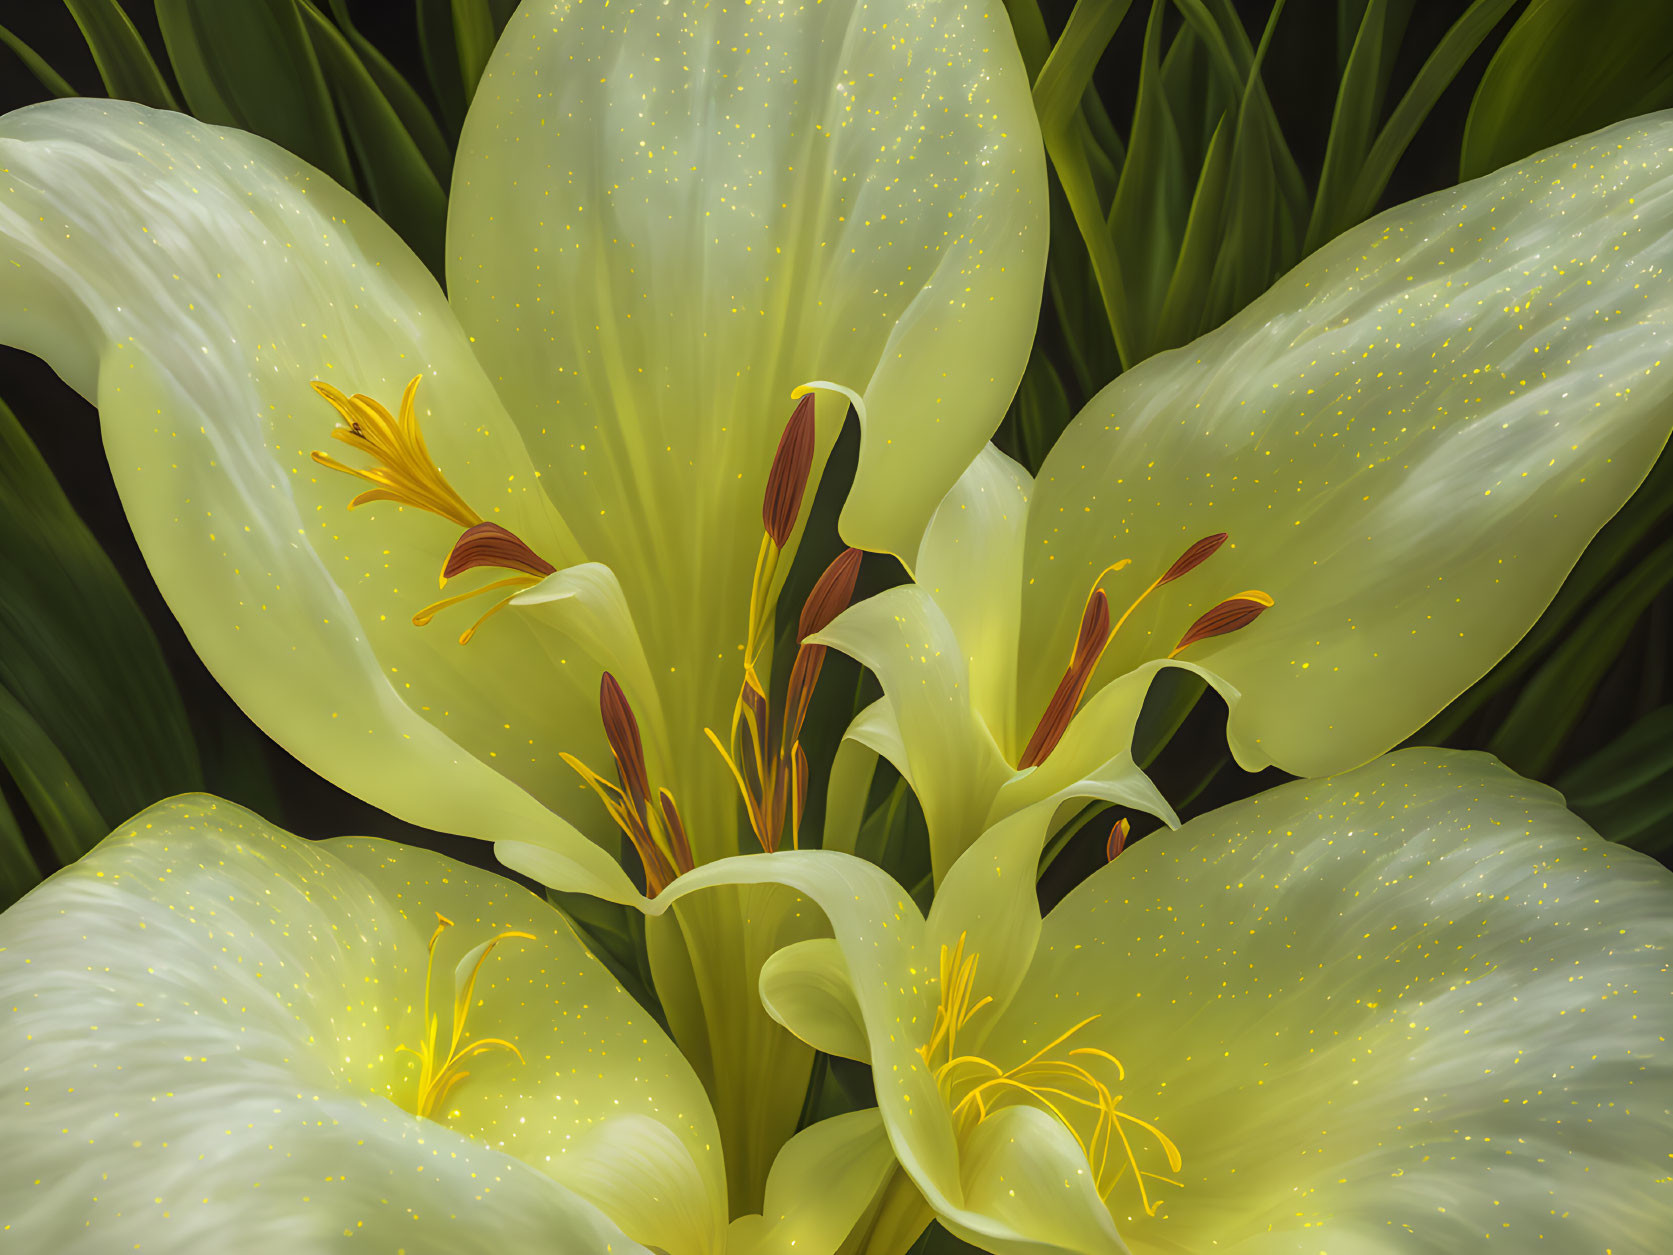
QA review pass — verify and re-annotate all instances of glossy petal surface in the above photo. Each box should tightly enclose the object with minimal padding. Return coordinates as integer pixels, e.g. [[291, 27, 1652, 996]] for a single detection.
[[994, 749, 1673, 1250], [0, 797, 725, 1253], [1027, 114, 1673, 775], [0, 99, 629, 894], [449, 0, 1047, 802]]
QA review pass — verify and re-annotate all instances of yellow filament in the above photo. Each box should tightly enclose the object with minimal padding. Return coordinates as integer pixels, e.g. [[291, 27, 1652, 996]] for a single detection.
[[311, 376, 482, 529], [918, 936, 1182, 1216], [397, 912, 532, 1120], [411, 575, 542, 644], [559, 751, 683, 875]]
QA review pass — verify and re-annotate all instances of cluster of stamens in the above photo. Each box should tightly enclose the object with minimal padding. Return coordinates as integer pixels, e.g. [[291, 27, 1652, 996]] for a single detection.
[[310, 375, 559, 644], [396, 912, 533, 1120], [1019, 531, 1273, 770], [707, 392, 862, 853], [919, 934, 1182, 1216], [563, 675, 696, 896]]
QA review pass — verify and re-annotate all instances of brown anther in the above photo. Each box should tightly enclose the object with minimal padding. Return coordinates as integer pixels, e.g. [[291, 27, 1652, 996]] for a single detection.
[[762, 392, 818, 547], [798, 547, 864, 642], [1170, 592, 1274, 656], [1105, 817, 1130, 862], [1018, 590, 1112, 770], [443, 522, 557, 582], [599, 673, 653, 813], [1158, 533, 1229, 586], [659, 790, 695, 875]]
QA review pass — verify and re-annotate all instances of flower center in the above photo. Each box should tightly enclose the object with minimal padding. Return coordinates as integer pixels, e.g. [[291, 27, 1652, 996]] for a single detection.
[[310, 376, 556, 643], [396, 912, 534, 1120], [919, 934, 1182, 1217], [1018, 532, 1274, 769]]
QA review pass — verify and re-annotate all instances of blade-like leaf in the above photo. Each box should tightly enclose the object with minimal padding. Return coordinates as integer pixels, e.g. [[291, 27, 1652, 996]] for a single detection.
[[0, 395, 200, 837], [155, 0, 356, 191], [0, 21, 79, 98], [324, 0, 453, 183], [1322, 0, 1519, 245], [61, 0, 179, 108], [1461, 0, 1673, 181], [1556, 705, 1673, 851], [298, 0, 448, 277], [451, 0, 497, 100], [416, 0, 469, 135], [1307, 0, 1416, 253], [0, 787, 42, 910], [0, 685, 106, 867], [1489, 535, 1673, 778], [1014, 348, 1074, 471]]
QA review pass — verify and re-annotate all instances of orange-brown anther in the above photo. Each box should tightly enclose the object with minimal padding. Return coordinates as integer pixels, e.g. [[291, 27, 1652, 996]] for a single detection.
[[797, 547, 864, 641], [762, 392, 818, 547], [443, 522, 558, 582], [1170, 592, 1274, 656], [659, 790, 695, 876], [1018, 590, 1112, 770], [1106, 816, 1131, 862], [1158, 533, 1229, 585], [599, 673, 653, 814]]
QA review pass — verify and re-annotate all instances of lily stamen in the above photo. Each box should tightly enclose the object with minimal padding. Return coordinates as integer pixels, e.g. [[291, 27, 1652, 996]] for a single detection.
[[396, 911, 534, 1121], [310, 376, 480, 529], [919, 934, 1182, 1216], [563, 674, 693, 895], [313, 378, 558, 644], [709, 548, 861, 852]]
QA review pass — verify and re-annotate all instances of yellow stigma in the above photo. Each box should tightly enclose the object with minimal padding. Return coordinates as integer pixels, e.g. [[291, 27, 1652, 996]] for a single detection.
[[310, 375, 482, 529], [396, 912, 534, 1120], [919, 934, 1183, 1217]]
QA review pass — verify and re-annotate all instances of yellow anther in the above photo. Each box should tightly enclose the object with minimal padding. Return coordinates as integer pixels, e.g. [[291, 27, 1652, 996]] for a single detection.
[[311, 375, 481, 529], [397, 912, 533, 1120], [919, 935, 1182, 1216]]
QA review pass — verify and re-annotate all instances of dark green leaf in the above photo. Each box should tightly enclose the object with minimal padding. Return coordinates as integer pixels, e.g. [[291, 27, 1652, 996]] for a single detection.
[[451, 0, 497, 100], [299, 0, 449, 277], [324, 0, 454, 183], [0, 21, 80, 98], [1489, 535, 1673, 778], [0, 394, 200, 841], [1328, 0, 1518, 242], [155, 0, 356, 190], [1014, 348, 1073, 471], [1462, 0, 1673, 181], [0, 788, 42, 910], [0, 686, 107, 866], [1557, 705, 1673, 850], [61, 0, 179, 108], [416, 0, 469, 134]]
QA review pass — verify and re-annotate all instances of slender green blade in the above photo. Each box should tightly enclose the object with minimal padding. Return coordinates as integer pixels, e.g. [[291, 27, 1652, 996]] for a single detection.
[[61, 0, 179, 108], [1307, 0, 1415, 253], [1461, 0, 1673, 180], [0, 21, 80, 97], [1557, 705, 1673, 851], [0, 788, 42, 910], [451, 0, 497, 100], [155, 0, 356, 190], [299, 0, 448, 277], [0, 394, 200, 841], [325, 0, 454, 183], [1014, 347, 1073, 471], [1489, 535, 1673, 778], [417, 0, 469, 134], [1328, 0, 1518, 242], [0, 687, 107, 867], [1109, 0, 1191, 360]]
